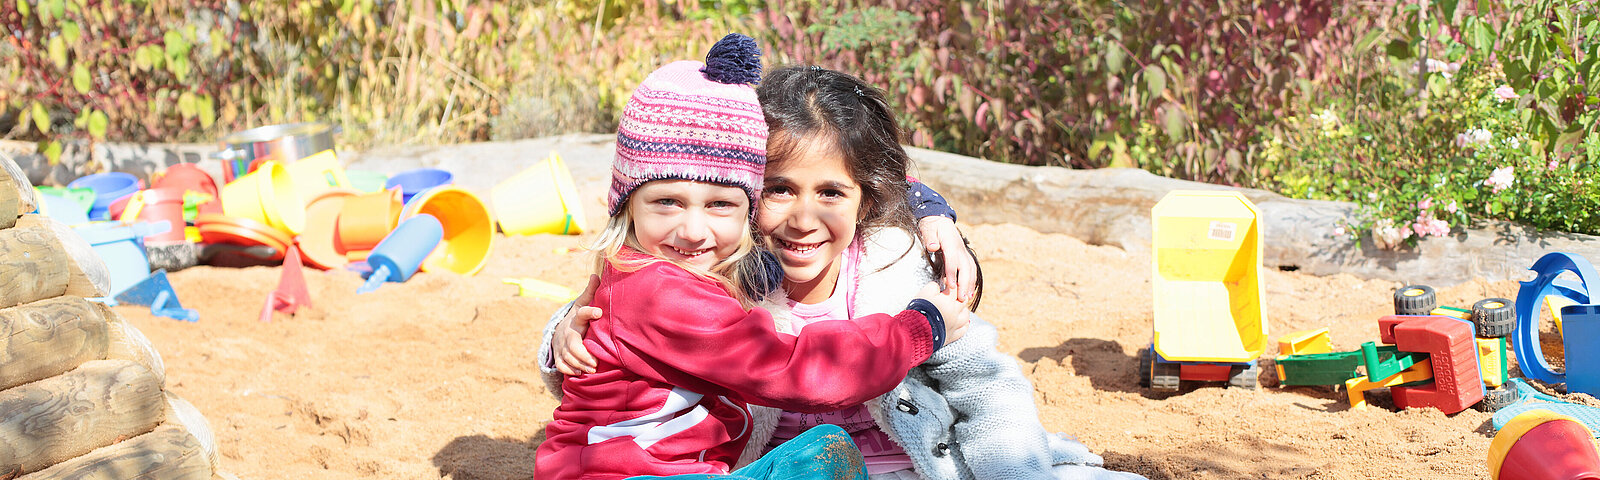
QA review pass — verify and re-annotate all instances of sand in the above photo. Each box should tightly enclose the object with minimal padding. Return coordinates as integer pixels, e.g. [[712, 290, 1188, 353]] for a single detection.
[[117, 222, 1556, 479]]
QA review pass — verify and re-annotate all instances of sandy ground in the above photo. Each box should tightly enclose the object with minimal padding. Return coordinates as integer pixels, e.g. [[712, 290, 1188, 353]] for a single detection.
[[116, 222, 1567, 479]]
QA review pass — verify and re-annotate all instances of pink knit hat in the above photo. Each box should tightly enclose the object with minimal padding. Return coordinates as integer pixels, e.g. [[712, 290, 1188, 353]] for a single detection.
[[608, 33, 767, 216]]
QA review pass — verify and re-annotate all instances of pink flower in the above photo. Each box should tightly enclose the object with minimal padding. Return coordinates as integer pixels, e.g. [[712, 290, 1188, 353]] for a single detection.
[[1416, 197, 1433, 211], [1484, 166, 1515, 193], [1333, 225, 1346, 238], [1549, 159, 1561, 171], [1445, 200, 1458, 214], [1412, 214, 1451, 238], [1494, 85, 1521, 102]]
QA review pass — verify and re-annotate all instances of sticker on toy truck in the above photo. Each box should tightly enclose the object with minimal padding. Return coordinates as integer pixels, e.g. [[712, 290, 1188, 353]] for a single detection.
[[1208, 221, 1237, 242]]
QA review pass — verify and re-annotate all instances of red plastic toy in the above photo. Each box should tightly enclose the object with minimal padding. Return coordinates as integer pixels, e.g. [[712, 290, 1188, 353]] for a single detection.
[[1378, 315, 1486, 414], [1489, 410, 1600, 480]]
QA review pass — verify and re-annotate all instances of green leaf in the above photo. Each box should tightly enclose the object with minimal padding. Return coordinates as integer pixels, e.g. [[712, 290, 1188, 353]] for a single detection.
[[178, 91, 196, 118], [1105, 43, 1125, 74], [41, 141, 62, 166], [210, 29, 226, 56], [61, 21, 80, 45], [197, 94, 214, 129], [87, 109, 107, 139], [1356, 29, 1385, 52], [1437, 0, 1459, 21], [30, 102, 48, 134], [1162, 105, 1187, 140], [163, 30, 190, 59], [1386, 39, 1414, 60], [47, 36, 66, 68], [44, 0, 62, 21], [1143, 65, 1167, 98], [1472, 20, 1496, 51], [16, 0, 28, 18], [133, 46, 153, 71], [71, 64, 90, 93], [168, 56, 189, 83]]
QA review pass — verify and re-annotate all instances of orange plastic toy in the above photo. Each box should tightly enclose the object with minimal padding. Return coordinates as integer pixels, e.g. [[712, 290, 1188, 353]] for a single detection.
[[195, 214, 293, 261], [296, 188, 360, 270], [336, 188, 403, 260]]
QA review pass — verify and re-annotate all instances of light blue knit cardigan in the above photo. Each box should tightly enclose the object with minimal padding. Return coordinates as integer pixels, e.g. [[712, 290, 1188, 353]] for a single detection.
[[539, 228, 1144, 480]]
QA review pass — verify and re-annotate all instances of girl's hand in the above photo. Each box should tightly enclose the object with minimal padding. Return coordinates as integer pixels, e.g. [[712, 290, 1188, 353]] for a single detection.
[[915, 282, 971, 346], [918, 216, 977, 303], [553, 275, 602, 376]]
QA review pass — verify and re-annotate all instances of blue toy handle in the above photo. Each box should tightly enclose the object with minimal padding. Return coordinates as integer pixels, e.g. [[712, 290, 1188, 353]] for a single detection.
[[357, 265, 393, 294], [148, 289, 199, 322], [1515, 252, 1600, 384]]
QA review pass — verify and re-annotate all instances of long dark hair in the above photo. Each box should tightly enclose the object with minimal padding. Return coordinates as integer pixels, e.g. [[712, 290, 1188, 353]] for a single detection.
[[757, 65, 982, 309]]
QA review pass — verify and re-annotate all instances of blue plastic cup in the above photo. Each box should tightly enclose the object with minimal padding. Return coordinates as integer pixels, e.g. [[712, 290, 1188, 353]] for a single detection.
[[68, 172, 142, 221], [358, 214, 443, 293], [384, 168, 453, 205]]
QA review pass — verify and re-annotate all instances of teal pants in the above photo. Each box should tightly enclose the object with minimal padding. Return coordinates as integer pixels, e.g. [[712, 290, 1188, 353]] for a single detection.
[[630, 424, 867, 480]]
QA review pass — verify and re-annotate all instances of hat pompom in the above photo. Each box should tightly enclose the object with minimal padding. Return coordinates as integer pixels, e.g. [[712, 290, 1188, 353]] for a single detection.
[[701, 33, 762, 85]]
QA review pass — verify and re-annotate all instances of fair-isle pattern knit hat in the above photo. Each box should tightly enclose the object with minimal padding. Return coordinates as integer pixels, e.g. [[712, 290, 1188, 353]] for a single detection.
[[608, 33, 767, 216]]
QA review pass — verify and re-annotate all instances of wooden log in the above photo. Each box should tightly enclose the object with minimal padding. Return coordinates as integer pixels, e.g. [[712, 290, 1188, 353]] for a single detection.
[[162, 393, 217, 473], [0, 151, 36, 231], [103, 311, 165, 387], [0, 360, 164, 477], [16, 425, 212, 480], [0, 216, 110, 309], [0, 297, 111, 391]]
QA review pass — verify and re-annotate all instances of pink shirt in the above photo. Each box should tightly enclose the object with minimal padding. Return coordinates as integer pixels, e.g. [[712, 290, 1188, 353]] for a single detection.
[[767, 240, 916, 475]]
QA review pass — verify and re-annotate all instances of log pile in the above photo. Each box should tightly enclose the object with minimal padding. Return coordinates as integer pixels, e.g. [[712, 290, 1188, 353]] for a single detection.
[[0, 152, 223, 480]]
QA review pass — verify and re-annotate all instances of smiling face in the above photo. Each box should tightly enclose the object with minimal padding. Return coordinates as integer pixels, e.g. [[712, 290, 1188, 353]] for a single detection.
[[627, 179, 751, 272], [757, 139, 863, 304]]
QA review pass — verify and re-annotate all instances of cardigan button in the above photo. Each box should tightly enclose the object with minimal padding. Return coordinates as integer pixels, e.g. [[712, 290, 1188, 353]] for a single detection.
[[934, 442, 950, 456], [896, 399, 918, 415]]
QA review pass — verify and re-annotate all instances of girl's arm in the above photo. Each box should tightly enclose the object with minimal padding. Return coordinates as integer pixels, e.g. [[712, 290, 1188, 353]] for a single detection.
[[609, 265, 951, 413], [908, 180, 977, 303]]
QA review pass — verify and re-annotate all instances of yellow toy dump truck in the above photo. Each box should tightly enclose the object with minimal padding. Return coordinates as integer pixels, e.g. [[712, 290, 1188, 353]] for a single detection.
[[1139, 190, 1268, 392]]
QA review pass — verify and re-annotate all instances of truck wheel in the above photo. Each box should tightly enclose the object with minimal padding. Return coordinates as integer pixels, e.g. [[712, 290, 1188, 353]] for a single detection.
[[1478, 386, 1519, 412], [1151, 362, 1181, 392], [1471, 298, 1517, 338], [1395, 285, 1437, 315], [1228, 364, 1260, 390], [1137, 347, 1153, 388]]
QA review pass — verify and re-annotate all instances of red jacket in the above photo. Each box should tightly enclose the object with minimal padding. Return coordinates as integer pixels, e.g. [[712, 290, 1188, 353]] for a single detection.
[[536, 258, 935, 480]]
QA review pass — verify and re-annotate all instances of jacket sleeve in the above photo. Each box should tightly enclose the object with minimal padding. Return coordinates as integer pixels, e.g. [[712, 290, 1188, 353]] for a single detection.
[[608, 266, 936, 413], [536, 300, 577, 400], [907, 178, 957, 222], [922, 313, 1057, 477]]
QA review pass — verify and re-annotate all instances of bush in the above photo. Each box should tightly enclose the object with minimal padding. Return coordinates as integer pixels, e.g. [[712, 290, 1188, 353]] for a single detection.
[[2, 1, 757, 161], [755, 0, 1379, 186], [1261, 0, 1600, 244]]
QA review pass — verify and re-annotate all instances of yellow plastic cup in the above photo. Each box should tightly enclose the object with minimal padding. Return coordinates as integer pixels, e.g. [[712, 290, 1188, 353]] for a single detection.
[[221, 161, 305, 236], [285, 150, 351, 207], [399, 185, 495, 276], [492, 152, 586, 236]]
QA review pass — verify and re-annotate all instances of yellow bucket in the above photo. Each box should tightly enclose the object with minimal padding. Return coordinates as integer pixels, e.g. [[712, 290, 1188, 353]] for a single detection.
[[400, 185, 495, 276], [492, 152, 586, 236], [285, 150, 351, 206], [221, 161, 305, 235]]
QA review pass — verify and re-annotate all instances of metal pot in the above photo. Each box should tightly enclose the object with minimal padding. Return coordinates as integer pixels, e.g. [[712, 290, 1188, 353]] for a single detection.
[[213, 122, 341, 181]]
